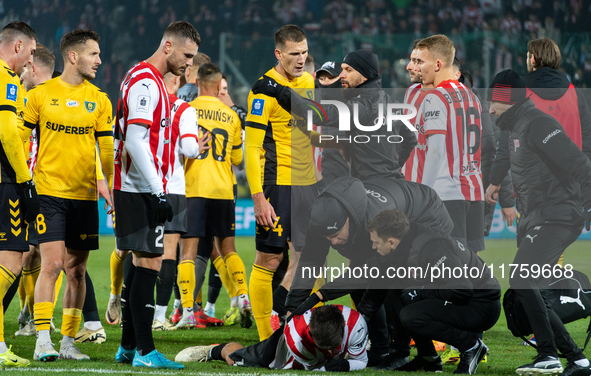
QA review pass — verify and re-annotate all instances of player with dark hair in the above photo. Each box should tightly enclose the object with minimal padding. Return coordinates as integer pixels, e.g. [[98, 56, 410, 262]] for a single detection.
[[245, 24, 318, 341], [20, 28, 112, 361], [177, 52, 211, 103], [0, 20, 39, 368], [112, 21, 199, 369], [176, 62, 248, 329], [175, 304, 368, 372]]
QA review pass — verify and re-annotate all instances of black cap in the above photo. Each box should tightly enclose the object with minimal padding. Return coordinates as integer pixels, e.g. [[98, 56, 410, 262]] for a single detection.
[[488, 69, 526, 104], [316, 61, 340, 78], [310, 196, 348, 237], [342, 49, 379, 80]]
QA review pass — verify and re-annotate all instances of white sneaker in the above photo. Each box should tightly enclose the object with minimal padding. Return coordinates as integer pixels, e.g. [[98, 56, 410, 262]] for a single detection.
[[175, 344, 217, 362], [59, 345, 90, 360], [15, 320, 36, 336], [33, 341, 59, 362]]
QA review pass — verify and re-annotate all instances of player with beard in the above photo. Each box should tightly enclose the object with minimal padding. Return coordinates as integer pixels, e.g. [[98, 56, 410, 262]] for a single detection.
[[112, 21, 199, 369]]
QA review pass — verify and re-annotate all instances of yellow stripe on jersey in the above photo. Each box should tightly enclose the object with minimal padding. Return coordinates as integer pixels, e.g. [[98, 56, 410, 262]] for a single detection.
[[22, 77, 113, 200], [185, 96, 242, 199], [0, 59, 31, 184], [245, 68, 315, 194]]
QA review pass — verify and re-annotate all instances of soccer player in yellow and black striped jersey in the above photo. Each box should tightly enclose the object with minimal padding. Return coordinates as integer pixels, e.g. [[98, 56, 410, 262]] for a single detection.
[[176, 63, 252, 328], [0, 21, 39, 368], [245, 25, 318, 341], [20, 29, 113, 362]]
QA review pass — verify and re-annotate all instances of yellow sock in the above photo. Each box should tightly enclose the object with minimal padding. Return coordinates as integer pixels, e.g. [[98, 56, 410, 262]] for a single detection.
[[224, 252, 247, 296], [110, 249, 125, 295], [213, 256, 236, 298], [250, 264, 274, 341], [34, 302, 54, 332], [62, 308, 82, 338], [0, 265, 16, 342], [54, 271, 63, 306], [557, 254, 564, 267], [18, 276, 25, 311], [23, 265, 40, 313], [177, 260, 195, 311]]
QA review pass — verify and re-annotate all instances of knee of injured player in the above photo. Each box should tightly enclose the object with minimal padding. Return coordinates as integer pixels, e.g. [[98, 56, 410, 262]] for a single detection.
[[309, 305, 345, 353]]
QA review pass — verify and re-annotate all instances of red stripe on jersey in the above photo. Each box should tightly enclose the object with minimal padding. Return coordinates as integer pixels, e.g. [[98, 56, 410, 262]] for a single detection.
[[180, 134, 198, 140], [127, 118, 153, 126], [403, 84, 428, 182], [285, 317, 314, 361], [168, 93, 192, 181]]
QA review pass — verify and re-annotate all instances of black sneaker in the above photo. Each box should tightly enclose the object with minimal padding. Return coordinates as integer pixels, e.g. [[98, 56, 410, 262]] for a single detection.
[[561, 361, 591, 376], [368, 350, 392, 367], [373, 351, 411, 371], [515, 355, 563, 376], [453, 339, 488, 374], [398, 355, 443, 372]]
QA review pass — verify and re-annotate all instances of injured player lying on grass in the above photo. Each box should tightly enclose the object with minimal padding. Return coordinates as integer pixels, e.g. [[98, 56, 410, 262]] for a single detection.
[[175, 304, 368, 371]]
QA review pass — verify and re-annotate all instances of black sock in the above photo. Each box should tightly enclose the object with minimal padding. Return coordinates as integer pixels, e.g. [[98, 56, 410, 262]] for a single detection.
[[207, 264, 222, 304], [120, 261, 136, 350], [82, 271, 100, 322], [272, 285, 288, 317], [272, 251, 289, 291], [210, 343, 228, 361], [173, 245, 181, 301], [123, 252, 133, 280], [156, 259, 176, 306], [130, 266, 159, 356], [3, 272, 20, 313]]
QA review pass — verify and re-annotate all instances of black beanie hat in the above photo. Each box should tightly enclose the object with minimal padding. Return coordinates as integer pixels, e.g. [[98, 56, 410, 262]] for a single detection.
[[342, 49, 379, 80], [310, 196, 348, 237], [488, 69, 526, 104]]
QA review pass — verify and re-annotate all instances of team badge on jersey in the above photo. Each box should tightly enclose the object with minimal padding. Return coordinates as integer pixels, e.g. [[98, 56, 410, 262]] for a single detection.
[[306, 90, 313, 100], [85, 101, 96, 113], [251, 98, 265, 116], [6, 83, 17, 102]]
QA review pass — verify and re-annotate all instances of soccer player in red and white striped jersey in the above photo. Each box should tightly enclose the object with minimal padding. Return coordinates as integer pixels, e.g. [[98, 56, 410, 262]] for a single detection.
[[175, 304, 368, 371], [410, 35, 485, 253], [112, 21, 200, 369], [403, 40, 435, 182]]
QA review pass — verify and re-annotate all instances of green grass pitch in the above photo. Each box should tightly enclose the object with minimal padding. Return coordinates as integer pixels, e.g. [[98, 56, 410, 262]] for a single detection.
[[3, 236, 590, 375]]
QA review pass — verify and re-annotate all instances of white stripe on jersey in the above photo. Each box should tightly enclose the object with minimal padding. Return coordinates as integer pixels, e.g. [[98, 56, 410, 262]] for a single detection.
[[403, 83, 427, 183], [167, 95, 198, 195], [404, 83, 422, 108], [114, 61, 172, 193]]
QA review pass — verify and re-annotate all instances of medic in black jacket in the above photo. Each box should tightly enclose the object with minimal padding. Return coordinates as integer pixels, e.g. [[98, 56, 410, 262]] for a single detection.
[[486, 69, 591, 376], [251, 49, 417, 181]]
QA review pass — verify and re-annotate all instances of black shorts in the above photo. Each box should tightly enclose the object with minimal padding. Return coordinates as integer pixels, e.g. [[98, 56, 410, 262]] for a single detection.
[[229, 326, 285, 368], [0, 184, 31, 251], [37, 195, 99, 251], [443, 200, 485, 252], [164, 194, 187, 234], [184, 198, 235, 238], [255, 184, 318, 253], [114, 190, 164, 255]]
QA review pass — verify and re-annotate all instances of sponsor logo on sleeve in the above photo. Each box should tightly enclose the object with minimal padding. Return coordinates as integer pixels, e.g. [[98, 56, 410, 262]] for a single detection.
[[424, 110, 440, 119], [542, 129, 561, 144], [6, 83, 17, 102], [251, 98, 265, 116], [136, 95, 150, 113]]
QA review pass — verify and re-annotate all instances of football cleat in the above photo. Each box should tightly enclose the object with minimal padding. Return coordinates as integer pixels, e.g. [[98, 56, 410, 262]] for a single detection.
[[152, 318, 176, 331], [204, 307, 215, 318], [175, 314, 197, 329], [195, 310, 224, 327], [105, 297, 121, 325], [515, 355, 563, 376], [59, 345, 90, 360], [453, 339, 488, 374], [132, 349, 184, 369], [0, 346, 30, 368], [442, 347, 461, 365], [175, 344, 218, 363], [115, 346, 136, 363], [222, 307, 240, 326], [170, 307, 182, 325], [33, 341, 59, 362], [15, 320, 35, 336], [238, 294, 253, 329], [75, 327, 106, 344]]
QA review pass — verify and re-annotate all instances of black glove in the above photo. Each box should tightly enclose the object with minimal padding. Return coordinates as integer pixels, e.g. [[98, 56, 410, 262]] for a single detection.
[[251, 75, 285, 97], [286, 293, 321, 323], [19, 180, 39, 223], [582, 207, 591, 231], [151, 191, 173, 223], [325, 357, 350, 372], [401, 287, 423, 306]]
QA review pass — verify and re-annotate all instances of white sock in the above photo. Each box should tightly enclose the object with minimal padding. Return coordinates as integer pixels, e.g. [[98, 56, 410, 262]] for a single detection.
[[154, 305, 167, 322], [0, 342, 8, 353], [204, 302, 215, 312], [110, 293, 120, 301], [272, 310, 279, 317], [575, 359, 590, 367], [84, 321, 102, 331], [173, 299, 180, 310], [230, 296, 238, 308], [61, 335, 75, 348], [183, 306, 194, 317], [36, 329, 51, 343]]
